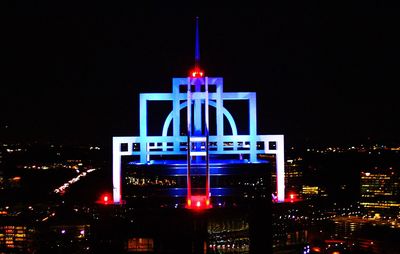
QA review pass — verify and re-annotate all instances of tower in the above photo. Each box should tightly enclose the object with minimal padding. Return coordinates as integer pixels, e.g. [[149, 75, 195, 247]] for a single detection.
[[186, 17, 211, 209], [112, 17, 286, 205]]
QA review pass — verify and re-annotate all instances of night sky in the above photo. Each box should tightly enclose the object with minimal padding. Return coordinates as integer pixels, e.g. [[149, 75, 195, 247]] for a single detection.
[[1, 4, 399, 148]]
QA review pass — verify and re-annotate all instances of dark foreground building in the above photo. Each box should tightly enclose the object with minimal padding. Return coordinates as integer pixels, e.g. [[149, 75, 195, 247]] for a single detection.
[[90, 204, 271, 253]]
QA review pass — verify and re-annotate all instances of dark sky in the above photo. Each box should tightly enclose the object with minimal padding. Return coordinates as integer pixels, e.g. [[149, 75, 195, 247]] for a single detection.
[[1, 4, 399, 148]]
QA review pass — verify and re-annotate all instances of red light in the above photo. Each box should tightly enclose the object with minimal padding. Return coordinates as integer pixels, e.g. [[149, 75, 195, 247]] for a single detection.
[[283, 192, 302, 203], [190, 68, 205, 78], [186, 195, 212, 210], [97, 193, 113, 205]]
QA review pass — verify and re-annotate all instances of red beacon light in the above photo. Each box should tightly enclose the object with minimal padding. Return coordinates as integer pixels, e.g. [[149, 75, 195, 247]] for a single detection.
[[186, 195, 212, 210], [103, 195, 109, 203], [96, 193, 113, 205], [284, 192, 302, 203], [190, 68, 204, 78]]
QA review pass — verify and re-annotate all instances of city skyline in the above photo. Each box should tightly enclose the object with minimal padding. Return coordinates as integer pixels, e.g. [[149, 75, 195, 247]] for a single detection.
[[1, 5, 399, 147]]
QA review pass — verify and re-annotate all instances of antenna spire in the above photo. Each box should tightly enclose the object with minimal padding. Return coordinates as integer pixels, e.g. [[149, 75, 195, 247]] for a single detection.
[[190, 16, 204, 78], [195, 16, 200, 68]]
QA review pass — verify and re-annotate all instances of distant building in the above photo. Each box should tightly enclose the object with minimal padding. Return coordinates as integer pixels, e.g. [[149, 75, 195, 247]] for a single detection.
[[284, 158, 303, 197], [301, 185, 328, 200], [0, 217, 36, 253], [360, 167, 400, 216], [271, 157, 303, 201]]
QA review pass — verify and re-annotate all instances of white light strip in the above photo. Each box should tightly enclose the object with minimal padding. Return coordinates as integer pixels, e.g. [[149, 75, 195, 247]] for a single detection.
[[190, 136, 207, 142], [113, 138, 121, 204], [191, 151, 207, 156]]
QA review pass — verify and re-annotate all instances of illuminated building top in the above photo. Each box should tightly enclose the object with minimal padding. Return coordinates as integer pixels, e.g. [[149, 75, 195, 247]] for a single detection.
[[112, 17, 285, 204]]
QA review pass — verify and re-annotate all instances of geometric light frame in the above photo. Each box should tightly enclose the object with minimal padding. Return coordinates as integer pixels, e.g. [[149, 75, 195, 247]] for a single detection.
[[113, 76, 285, 203]]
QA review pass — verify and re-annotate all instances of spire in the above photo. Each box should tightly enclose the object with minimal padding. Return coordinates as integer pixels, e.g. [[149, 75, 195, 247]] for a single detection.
[[195, 16, 200, 68], [190, 16, 204, 78]]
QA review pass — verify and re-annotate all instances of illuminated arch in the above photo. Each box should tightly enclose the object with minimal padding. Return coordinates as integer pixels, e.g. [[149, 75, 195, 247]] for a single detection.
[[162, 101, 238, 137]]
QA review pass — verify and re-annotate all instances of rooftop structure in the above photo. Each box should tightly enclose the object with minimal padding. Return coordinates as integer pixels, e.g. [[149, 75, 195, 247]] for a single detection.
[[112, 17, 285, 205]]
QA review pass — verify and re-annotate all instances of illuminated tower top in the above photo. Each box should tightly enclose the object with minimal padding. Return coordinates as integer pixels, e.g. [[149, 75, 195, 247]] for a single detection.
[[112, 17, 286, 204]]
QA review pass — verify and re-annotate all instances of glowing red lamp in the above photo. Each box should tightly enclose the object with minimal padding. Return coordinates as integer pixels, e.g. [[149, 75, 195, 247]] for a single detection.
[[284, 192, 300, 203], [97, 193, 113, 205], [190, 68, 204, 78], [186, 195, 212, 210]]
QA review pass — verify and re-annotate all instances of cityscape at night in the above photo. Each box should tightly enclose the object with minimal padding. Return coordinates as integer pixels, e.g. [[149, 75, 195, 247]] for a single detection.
[[1, 4, 400, 254]]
